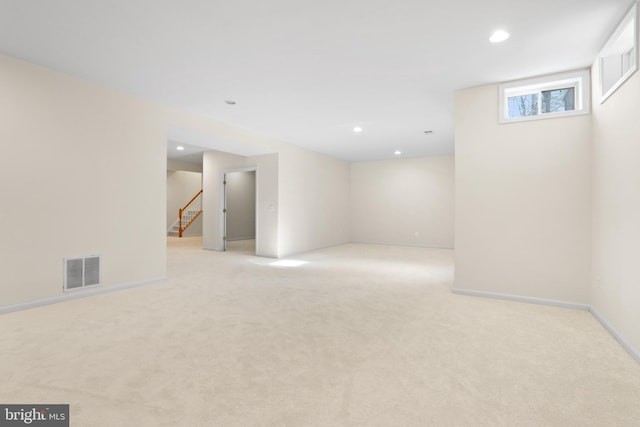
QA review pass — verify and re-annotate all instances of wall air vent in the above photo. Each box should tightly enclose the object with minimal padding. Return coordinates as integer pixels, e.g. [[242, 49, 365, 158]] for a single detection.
[[64, 256, 101, 291]]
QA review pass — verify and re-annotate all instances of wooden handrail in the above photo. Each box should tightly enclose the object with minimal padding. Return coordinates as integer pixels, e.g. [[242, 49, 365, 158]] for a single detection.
[[181, 189, 203, 212], [178, 189, 203, 238]]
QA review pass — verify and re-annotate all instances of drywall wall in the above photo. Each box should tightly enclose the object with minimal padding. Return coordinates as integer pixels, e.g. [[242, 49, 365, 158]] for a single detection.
[[350, 156, 454, 248], [454, 83, 592, 304], [202, 150, 254, 250], [225, 171, 256, 240], [0, 52, 343, 308], [591, 63, 640, 355], [167, 170, 203, 236], [171, 108, 350, 259], [252, 154, 279, 258], [203, 146, 348, 258], [167, 159, 203, 173], [277, 145, 350, 257], [202, 151, 278, 257], [0, 54, 167, 308]]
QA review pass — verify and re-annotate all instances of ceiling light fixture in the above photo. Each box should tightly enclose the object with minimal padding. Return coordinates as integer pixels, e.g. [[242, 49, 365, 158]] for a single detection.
[[224, 100, 236, 105], [424, 130, 433, 134], [394, 150, 402, 155], [176, 146, 185, 151], [490, 30, 510, 43], [353, 126, 363, 133]]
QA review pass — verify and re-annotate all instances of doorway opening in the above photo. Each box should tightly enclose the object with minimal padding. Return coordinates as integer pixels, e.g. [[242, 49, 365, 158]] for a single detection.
[[166, 140, 205, 245], [221, 168, 257, 254]]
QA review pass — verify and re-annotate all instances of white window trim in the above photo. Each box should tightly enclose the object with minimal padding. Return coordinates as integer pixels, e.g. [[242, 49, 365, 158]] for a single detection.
[[598, 3, 638, 103], [498, 69, 591, 124]]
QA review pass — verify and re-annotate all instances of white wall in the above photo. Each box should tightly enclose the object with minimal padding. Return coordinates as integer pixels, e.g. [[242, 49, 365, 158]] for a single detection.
[[454, 83, 592, 304], [350, 156, 454, 248], [167, 159, 203, 173], [0, 54, 167, 308], [167, 170, 203, 236], [277, 145, 350, 257], [202, 151, 279, 257], [591, 63, 640, 355], [202, 145, 350, 258], [225, 171, 256, 240], [0, 53, 350, 308], [202, 150, 255, 250]]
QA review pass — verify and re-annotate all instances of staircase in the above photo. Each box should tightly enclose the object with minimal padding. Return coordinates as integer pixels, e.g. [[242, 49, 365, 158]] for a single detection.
[[167, 221, 180, 236], [168, 189, 203, 237]]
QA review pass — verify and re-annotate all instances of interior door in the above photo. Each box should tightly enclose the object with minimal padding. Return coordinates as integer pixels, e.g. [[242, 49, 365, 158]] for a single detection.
[[221, 169, 257, 253]]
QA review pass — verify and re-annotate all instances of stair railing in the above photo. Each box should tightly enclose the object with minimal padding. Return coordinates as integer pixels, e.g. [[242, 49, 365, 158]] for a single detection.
[[178, 189, 203, 237]]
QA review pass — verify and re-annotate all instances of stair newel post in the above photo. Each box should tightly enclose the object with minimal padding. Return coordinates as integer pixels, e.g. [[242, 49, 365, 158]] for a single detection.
[[178, 207, 183, 238]]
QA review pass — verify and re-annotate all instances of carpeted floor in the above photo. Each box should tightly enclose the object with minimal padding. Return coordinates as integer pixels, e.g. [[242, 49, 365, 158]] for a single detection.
[[1, 237, 639, 426]]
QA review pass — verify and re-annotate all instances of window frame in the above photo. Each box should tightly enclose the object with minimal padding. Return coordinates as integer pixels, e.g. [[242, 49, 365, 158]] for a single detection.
[[498, 69, 591, 124], [598, 3, 638, 103]]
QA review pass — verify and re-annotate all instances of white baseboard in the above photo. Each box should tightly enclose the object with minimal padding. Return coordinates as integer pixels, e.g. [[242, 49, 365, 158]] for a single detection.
[[590, 307, 640, 363], [4, 278, 638, 364], [0, 276, 167, 315], [451, 288, 590, 311], [452, 287, 639, 363], [351, 239, 454, 250]]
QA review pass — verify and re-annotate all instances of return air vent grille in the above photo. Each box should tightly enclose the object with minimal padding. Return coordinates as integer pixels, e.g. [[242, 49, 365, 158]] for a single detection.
[[64, 256, 100, 291]]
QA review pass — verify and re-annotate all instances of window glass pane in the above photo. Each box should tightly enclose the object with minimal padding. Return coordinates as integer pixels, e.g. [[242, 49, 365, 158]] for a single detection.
[[508, 94, 538, 118], [598, 4, 636, 102], [541, 87, 575, 113], [499, 70, 589, 123]]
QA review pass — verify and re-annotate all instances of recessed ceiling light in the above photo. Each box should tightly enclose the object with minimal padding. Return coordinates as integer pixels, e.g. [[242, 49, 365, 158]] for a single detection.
[[353, 126, 363, 133], [490, 30, 510, 43], [394, 150, 402, 155], [224, 100, 236, 105], [176, 146, 185, 151]]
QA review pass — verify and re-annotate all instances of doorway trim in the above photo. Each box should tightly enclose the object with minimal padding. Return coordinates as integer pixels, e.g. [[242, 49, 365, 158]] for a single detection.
[[218, 166, 258, 252]]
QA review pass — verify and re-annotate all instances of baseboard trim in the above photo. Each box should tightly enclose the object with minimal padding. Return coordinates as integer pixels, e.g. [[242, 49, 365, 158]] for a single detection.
[[451, 288, 590, 311], [0, 276, 168, 315], [351, 240, 454, 250], [590, 307, 640, 363], [452, 287, 639, 363]]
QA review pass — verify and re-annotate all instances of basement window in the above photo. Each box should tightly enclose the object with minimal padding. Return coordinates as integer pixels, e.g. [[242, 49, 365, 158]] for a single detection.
[[498, 69, 590, 124], [598, 3, 637, 103]]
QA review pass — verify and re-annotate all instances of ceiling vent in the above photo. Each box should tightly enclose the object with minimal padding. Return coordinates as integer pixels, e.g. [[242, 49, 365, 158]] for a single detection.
[[64, 256, 100, 291]]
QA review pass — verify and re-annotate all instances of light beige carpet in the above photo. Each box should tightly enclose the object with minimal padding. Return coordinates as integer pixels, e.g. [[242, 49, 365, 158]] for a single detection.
[[0, 237, 639, 426]]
